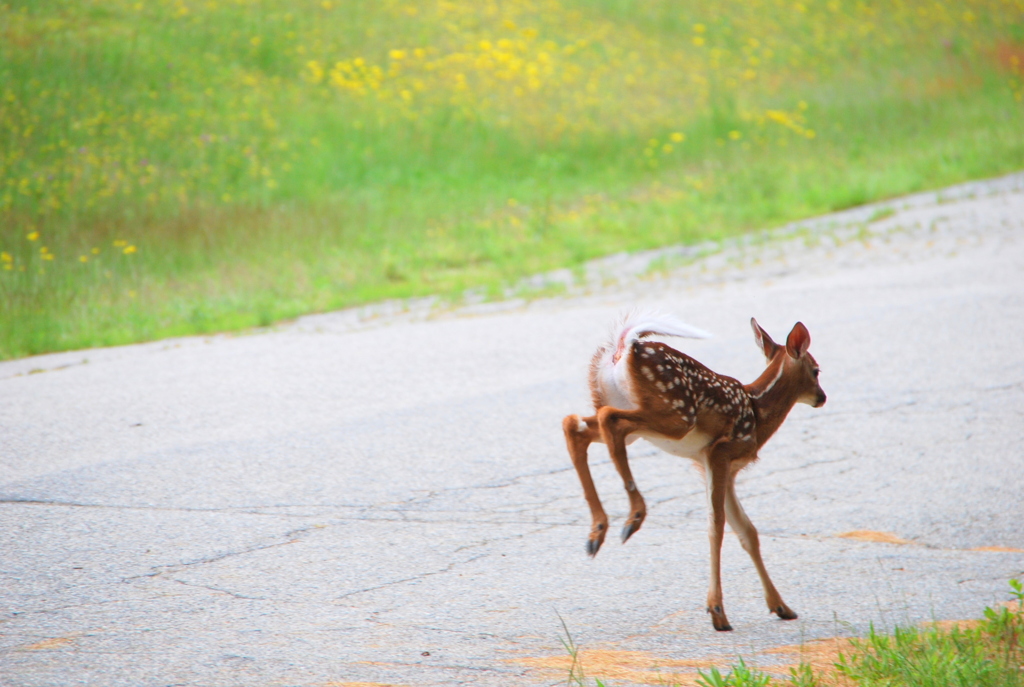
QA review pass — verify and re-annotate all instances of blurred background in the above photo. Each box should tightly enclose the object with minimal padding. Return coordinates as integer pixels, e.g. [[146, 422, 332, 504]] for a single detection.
[[1, 0, 1022, 358]]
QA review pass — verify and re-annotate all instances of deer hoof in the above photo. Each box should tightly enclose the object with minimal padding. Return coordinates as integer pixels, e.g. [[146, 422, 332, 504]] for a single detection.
[[586, 523, 607, 556], [708, 606, 733, 632], [773, 605, 798, 620], [621, 521, 641, 543], [621, 512, 645, 543]]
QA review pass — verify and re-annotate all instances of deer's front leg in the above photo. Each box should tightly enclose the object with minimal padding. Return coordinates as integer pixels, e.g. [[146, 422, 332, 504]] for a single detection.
[[705, 448, 733, 631], [563, 414, 608, 556], [724, 478, 797, 620]]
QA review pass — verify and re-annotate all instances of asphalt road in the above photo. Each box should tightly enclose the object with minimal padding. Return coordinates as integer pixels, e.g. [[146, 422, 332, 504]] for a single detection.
[[2, 174, 1023, 686]]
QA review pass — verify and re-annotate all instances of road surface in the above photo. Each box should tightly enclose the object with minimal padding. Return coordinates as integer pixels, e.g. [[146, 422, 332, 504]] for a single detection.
[[2, 174, 1023, 686]]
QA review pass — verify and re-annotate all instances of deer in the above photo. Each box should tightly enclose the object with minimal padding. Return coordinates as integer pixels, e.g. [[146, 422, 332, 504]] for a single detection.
[[562, 310, 826, 631]]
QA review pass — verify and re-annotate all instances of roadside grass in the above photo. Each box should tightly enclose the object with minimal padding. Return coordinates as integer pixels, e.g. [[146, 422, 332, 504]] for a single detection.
[[2, 0, 1024, 358], [559, 579, 1024, 687]]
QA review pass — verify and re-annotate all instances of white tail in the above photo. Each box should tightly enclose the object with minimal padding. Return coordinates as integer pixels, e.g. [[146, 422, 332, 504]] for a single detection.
[[563, 314, 826, 631], [609, 309, 712, 363]]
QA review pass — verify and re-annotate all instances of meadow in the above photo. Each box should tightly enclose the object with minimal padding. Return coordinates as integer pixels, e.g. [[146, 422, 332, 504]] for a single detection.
[[2, 0, 1023, 357]]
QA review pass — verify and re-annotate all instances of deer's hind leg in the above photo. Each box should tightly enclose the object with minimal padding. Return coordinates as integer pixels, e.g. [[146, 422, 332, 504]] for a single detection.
[[563, 414, 608, 556], [596, 407, 694, 545]]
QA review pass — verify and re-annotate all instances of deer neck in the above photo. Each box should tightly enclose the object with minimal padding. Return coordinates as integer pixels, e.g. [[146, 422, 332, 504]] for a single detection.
[[745, 356, 800, 447]]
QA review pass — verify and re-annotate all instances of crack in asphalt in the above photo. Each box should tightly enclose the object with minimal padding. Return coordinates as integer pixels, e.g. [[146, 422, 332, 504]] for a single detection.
[[750, 456, 852, 479], [170, 579, 267, 601], [0, 497, 566, 522], [116, 523, 562, 608], [0, 497, 581, 529], [0, 462, 580, 517], [451, 524, 562, 554], [4, 597, 136, 620], [0, 498, 366, 513], [334, 553, 490, 602], [326, 525, 561, 604], [121, 524, 319, 583]]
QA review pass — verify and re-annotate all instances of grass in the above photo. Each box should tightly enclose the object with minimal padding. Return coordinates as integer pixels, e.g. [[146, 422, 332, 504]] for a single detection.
[[2, 0, 1024, 358], [559, 579, 1024, 687]]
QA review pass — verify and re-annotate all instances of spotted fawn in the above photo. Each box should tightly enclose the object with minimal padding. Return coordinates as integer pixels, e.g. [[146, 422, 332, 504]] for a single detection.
[[562, 310, 826, 631]]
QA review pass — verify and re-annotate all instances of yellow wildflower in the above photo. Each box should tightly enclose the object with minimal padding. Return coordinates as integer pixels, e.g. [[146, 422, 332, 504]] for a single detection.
[[123, 245, 137, 254], [27, 231, 39, 241], [305, 60, 324, 84]]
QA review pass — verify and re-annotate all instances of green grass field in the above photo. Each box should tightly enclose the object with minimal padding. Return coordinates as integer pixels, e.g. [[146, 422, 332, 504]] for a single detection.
[[2, 0, 1023, 358]]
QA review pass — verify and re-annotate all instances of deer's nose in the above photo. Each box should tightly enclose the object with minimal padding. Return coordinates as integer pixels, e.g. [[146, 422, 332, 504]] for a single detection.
[[815, 391, 827, 408]]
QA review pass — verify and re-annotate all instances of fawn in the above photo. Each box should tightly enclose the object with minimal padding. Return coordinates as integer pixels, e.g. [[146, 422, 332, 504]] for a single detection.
[[562, 311, 826, 631]]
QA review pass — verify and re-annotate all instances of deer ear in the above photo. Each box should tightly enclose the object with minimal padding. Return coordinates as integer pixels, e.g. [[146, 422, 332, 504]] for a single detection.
[[786, 322, 811, 359], [750, 318, 780, 359]]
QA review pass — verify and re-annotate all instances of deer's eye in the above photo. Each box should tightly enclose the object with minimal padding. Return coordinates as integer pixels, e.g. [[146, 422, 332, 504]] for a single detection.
[[812, 369, 820, 379]]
